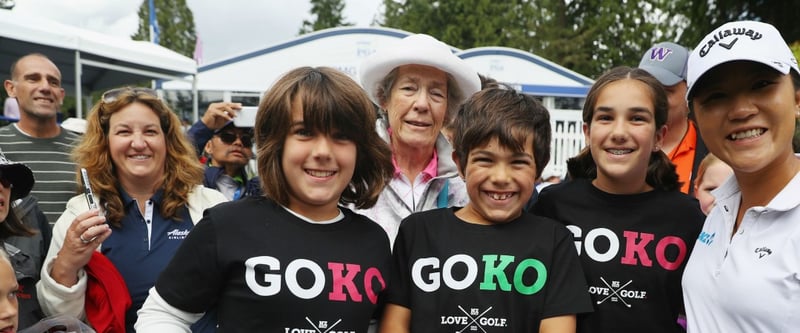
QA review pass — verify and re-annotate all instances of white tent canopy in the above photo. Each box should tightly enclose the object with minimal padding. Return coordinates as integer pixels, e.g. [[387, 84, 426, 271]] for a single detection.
[[457, 46, 593, 97], [0, 10, 198, 118], [161, 27, 593, 100], [161, 27, 411, 93]]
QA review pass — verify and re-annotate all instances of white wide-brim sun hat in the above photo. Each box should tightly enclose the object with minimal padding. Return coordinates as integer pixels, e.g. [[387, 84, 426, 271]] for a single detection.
[[359, 34, 481, 107]]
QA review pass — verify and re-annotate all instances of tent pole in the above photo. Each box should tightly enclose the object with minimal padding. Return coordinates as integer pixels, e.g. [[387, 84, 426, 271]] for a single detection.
[[192, 74, 198, 123], [74, 51, 82, 118]]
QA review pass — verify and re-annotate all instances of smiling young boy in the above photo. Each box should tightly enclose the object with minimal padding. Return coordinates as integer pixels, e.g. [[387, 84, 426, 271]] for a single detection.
[[379, 87, 592, 333]]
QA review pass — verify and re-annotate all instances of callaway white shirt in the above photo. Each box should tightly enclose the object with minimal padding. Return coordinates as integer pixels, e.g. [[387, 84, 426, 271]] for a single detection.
[[682, 163, 800, 333]]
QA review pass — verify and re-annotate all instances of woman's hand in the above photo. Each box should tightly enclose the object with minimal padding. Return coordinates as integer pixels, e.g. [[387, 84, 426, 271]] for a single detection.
[[50, 209, 111, 287]]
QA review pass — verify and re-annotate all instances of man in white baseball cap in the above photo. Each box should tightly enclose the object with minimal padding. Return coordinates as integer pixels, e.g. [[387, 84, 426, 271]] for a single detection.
[[682, 20, 800, 333], [639, 42, 708, 194]]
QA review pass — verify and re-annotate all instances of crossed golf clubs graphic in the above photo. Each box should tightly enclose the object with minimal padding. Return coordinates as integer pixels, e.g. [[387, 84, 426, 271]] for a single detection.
[[305, 317, 342, 333], [456, 305, 493, 333], [597, 277, 633, 308]]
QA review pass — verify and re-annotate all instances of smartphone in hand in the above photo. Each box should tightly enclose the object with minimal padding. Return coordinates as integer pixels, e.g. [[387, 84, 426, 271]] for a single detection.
[[233, 106, 257, 128], [80, 168, 104, 217]]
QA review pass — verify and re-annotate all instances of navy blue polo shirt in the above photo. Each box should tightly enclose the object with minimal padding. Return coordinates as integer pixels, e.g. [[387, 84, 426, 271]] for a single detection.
[[100, 189, 195, 332]]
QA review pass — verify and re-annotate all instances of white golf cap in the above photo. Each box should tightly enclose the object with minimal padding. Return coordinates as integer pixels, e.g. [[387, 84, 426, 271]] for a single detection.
[[687, 20, 799, 101]]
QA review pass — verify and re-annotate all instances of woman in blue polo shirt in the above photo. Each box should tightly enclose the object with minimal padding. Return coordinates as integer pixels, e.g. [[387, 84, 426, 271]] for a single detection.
[[36, 87, 227, 332]]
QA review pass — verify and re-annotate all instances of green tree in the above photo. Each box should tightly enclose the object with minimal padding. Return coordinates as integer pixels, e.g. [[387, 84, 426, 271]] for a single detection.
[[382, 0, 546, 49], [380, 0, 689, 78], [299, 0, 354, 35], [682, 0, 800, 48], [379, 0, 800, 78], [132, 0, 197, 58], [554, 0, 684, 77]]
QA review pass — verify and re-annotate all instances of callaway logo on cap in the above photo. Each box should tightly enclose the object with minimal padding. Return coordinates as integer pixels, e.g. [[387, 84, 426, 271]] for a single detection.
[[686, 20, 799, 101]]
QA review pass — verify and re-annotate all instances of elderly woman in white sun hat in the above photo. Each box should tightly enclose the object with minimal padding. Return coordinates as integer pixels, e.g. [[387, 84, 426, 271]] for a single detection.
[[355, 34, 481, 246]]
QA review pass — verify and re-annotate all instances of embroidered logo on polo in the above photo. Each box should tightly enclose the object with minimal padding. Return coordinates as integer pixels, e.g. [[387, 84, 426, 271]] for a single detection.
[[167, 228, 190, 240], [440, 306, 508, 331], [588, 277, 647, 308], [754, 246, 772, 258], [698, 231, 715, 245], [281, 317, 354, 333], [699, 26, 763, 57]]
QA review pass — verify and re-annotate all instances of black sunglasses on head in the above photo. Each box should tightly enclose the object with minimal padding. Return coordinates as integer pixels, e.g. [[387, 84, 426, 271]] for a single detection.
[[217, 132, 253, 147], [101, 87, 158, 104]]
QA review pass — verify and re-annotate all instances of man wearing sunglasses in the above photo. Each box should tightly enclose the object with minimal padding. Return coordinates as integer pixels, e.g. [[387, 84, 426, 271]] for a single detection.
[[202, 122, 260, 200], [187, 102, 241, 156], [188, 102, 261, 200]]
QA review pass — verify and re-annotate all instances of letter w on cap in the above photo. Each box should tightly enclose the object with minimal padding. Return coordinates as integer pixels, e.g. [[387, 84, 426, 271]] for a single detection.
[[650, 47, 673, 61]]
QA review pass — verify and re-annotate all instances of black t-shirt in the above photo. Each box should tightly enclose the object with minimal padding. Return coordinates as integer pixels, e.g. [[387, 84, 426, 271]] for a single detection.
[[387, 207, 593, 333], [533, 179, 704, 333], [154, 197, 392, 332]]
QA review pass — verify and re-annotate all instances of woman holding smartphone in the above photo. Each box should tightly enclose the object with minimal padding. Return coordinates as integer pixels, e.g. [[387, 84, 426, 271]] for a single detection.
[[36, 87, 227, 333]]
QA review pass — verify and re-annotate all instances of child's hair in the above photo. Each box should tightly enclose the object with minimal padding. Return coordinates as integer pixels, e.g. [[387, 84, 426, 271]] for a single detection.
[[443, 73, 500, 136], [255, 66, 393, 209], [693, 153, 725, 191], [451, 86, 552, 178], [567, 66, 680, 191]]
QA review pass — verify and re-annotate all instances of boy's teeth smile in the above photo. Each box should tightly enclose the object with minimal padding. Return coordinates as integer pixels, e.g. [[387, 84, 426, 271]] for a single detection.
[[488, 192, 513, 200], [307, 170, 335, 177], [729, 128, 765, 140]]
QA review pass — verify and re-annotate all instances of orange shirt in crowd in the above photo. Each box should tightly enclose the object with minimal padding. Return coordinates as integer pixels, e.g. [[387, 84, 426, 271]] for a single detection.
[[668, 120, 698, 194]]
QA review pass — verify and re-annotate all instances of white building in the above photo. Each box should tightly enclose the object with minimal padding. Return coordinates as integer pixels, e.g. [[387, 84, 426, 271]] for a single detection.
[[162, 26, 592, 178]]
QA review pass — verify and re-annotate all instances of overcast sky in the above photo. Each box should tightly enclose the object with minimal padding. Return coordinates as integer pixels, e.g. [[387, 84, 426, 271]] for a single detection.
[[12, 0, 383, 64]]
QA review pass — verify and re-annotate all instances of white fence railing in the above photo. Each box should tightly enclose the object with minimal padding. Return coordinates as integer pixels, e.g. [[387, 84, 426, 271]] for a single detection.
[[548, 109, 585, 179]]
